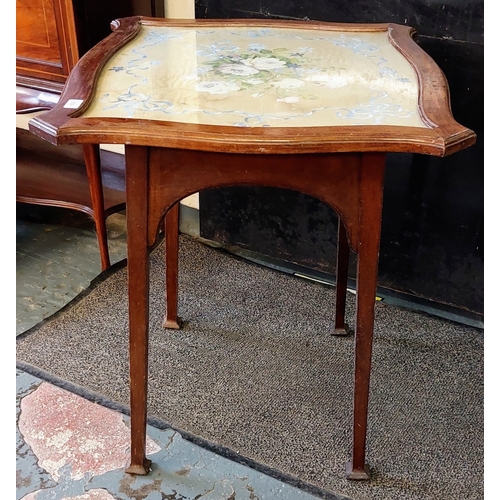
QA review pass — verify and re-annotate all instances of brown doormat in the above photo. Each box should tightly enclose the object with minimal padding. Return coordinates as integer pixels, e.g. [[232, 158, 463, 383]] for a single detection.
[[17, 235, 483, 500]]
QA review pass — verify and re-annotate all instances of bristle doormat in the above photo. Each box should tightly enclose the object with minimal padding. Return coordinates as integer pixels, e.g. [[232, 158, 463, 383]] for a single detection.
[[17, 235, 483, 500]]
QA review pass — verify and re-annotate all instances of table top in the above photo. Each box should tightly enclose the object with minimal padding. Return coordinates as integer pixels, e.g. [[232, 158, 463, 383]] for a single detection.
[[29, 17, 476, 156], [83, 25, 423, 129]]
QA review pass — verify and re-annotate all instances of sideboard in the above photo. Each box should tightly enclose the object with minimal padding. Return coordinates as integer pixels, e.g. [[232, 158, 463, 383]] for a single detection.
[[16, 0, 163, 268]]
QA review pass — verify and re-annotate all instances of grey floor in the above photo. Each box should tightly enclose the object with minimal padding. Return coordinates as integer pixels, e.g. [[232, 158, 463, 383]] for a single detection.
[[15, 202, 485, 500], [16, 203, 331, 500], [16, 205, 128, 335]]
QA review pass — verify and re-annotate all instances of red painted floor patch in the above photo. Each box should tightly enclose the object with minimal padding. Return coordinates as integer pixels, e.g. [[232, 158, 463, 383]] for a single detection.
[[18, 382, 160, 482]]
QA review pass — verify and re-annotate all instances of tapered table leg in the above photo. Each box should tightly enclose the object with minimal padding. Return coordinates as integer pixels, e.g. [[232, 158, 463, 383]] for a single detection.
[[163, 202, 182, 329], [124, 145, 152, 476], [83, 144, 111, 271], [346, 153, 386, 480], [333, 219, 350, 336]]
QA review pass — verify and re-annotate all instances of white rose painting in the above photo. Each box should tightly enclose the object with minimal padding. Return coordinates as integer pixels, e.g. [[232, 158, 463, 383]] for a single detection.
[[88, 26, 422, 128], [195, 81, 241, 95]]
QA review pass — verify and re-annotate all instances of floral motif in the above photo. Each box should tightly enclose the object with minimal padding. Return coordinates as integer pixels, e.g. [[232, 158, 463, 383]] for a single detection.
[[246, 56, 287, 70], [217, 63, 260, 76], [195, 80, 241, 95], [87, 26, 424, 128], [271, 78, 305, 89], [200, 45, 307, 96]]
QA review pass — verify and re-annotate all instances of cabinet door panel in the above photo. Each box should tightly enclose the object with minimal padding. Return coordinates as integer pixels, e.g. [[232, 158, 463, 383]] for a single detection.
[[16, 0, 78, 86], [16, 0, 62, 65]]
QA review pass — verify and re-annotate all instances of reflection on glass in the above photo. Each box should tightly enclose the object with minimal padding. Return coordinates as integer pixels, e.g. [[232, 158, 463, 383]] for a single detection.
[[83, 26, 426, 128]]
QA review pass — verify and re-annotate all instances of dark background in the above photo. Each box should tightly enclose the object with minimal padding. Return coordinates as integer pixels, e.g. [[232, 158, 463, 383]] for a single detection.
[[71, 0, 165, 54], [195, 0, 484, 319]]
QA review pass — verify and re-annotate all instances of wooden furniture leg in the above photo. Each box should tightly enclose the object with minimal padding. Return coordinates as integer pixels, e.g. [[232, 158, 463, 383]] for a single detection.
[[346, 153, 385, 480], [124, 145, 151, 476], [333, 219, 350, 336], [83, 144, 111, 271], [135, 146, 385, 479], [163, 202, 181, 329]]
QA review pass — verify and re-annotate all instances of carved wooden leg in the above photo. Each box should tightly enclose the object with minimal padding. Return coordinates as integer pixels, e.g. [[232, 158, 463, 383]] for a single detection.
[[124, 145, 152, 476], [333, 219, 350, 336], [346, 153, 386, 480], [163, 202, 182, 329], [83, 144, 110, 271]]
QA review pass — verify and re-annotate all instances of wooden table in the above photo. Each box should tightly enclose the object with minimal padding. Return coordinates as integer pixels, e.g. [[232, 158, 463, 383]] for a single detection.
[[29, 16, 476, 481]]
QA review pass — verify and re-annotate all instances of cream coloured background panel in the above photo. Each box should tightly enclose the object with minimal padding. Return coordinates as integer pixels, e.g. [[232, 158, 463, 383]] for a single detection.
[[164, 0, 195, 19]]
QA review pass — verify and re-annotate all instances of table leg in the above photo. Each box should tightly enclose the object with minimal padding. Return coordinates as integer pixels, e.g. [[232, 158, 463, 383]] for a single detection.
[[163, 202, 182, 329], [124, 146, 152, 475], [346, 153, 385, 480], [333, 219, 350, 336], [83, 144, 111, 271], [144, 148, 384, 480]]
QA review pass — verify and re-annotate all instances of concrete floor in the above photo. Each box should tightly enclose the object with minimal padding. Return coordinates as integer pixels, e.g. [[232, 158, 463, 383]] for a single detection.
[[16, 204, 324, 500]]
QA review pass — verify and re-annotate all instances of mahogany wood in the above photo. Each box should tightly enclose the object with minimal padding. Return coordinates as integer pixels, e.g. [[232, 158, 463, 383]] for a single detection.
[[29, 17, 476, 157], [15, 2, 161, 112], [16, 128, 126, 271], [124, 145, 152, 476], [126, 146, 378, 478], [27, 16, 477, 482], [163, 203, 182, 330], [83, 144, 111, 270], [16, 86, 60, 114], [16, 0, 79, 87], [347, 153, 386, 480], [333, 221, 350, 336]]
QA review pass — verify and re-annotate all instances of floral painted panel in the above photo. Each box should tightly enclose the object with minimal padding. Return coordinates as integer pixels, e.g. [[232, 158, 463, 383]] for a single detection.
[[82, 26, 427, 128]]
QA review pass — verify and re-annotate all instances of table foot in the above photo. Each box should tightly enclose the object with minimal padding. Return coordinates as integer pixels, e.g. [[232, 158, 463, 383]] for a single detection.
[[332, 323, 351, 336], [126, 458, 152, 475], [162, 317, 182, 330], [345, 462, 371, 480]]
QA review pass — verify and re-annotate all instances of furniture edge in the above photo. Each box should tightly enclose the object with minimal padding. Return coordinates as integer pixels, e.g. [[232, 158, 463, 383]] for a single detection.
[[27, 16, 477, 157]]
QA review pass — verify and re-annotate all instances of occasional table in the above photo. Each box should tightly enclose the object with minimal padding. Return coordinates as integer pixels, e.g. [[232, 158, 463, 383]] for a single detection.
[[29, 16, 476, 481]]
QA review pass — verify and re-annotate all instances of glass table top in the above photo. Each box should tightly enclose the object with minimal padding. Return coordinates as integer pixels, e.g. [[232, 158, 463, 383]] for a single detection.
[[82, 25, 427, 129]]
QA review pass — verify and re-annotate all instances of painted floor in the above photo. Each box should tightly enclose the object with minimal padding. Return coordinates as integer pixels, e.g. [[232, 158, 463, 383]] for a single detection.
[[16, 205, 323, 500]]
